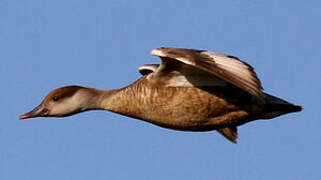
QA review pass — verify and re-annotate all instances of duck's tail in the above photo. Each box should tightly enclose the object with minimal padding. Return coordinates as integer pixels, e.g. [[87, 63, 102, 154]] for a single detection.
[[261, 93, 302, 119], [218, 93, 302, 144]]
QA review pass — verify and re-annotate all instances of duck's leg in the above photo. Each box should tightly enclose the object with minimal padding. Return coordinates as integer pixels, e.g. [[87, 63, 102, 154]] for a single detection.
[[217, 127, 238, 143], [206, 111, 249, 143]]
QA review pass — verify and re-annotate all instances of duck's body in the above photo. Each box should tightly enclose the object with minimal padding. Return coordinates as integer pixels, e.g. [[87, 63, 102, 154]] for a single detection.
[[20, 47, 302, 143], [104, 76, 250, 131]]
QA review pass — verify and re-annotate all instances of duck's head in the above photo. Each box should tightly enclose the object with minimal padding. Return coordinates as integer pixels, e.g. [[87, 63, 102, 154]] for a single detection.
[[20, 86, 98, 119]]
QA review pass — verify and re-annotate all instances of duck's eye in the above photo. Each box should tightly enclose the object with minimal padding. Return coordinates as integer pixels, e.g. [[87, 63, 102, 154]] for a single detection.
[[53, 96, 59, 101]]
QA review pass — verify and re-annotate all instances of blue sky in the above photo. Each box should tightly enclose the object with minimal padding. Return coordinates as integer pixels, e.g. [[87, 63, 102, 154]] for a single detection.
[[1, 0, 320, 179]]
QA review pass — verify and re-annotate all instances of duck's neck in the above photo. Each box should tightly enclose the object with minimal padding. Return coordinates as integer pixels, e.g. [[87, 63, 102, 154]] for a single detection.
[[93, 85, 146, 118], [88, 88, 120, 111], [86, 78, 148, 116]]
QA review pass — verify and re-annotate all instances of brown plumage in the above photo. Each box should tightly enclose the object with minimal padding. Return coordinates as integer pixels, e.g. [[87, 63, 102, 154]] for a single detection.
[[20, 47, 302, 143]]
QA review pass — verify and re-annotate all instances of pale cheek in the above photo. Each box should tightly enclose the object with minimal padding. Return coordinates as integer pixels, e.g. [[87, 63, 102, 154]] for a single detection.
[[50, 105, 68, 116], [47, 92, 89, 116], [49, 103, 78, 116]]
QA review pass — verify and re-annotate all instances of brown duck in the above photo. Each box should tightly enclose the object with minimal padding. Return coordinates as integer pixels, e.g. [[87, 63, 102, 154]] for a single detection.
[[20, 48, 302, 143]]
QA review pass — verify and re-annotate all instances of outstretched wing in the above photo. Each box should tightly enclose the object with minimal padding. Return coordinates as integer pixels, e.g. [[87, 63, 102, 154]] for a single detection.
[[149, 47, 264, 99]]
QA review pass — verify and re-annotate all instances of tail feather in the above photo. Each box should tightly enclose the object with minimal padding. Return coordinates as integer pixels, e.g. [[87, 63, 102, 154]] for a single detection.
[[262, 93, 302, 119]]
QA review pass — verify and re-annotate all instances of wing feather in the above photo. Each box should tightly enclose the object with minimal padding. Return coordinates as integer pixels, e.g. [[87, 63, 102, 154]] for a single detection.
[[150, 47, 264, 100], [138, 64, 159, 75]]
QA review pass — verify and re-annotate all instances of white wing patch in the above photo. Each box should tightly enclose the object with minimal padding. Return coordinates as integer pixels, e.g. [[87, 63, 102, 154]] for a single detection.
[[201, 51, 260, 89], [203, 51, 253, 76]]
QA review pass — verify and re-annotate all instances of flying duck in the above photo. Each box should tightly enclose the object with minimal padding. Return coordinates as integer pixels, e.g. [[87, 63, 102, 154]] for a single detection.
[[20, 47, 302, 143]]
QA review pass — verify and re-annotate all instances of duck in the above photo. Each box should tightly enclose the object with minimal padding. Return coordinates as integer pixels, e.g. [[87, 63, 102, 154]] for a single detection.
[[19, 47, 302, 143]]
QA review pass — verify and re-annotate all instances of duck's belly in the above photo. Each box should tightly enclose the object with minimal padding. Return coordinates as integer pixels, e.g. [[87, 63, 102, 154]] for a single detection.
[[115, 86, 245, 131]]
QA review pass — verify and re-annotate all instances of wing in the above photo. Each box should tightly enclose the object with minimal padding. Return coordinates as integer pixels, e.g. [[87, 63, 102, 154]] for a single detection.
[[149, 47, 264, 99], [138, 64, 159, 75]]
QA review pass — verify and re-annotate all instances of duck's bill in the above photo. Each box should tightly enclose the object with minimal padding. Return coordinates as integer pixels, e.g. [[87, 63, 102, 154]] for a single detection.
[[19, 104, 48, 120]]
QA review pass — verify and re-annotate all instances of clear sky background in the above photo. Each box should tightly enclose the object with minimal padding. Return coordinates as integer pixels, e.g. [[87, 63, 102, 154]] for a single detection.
[[1, 1, 320, 180]]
